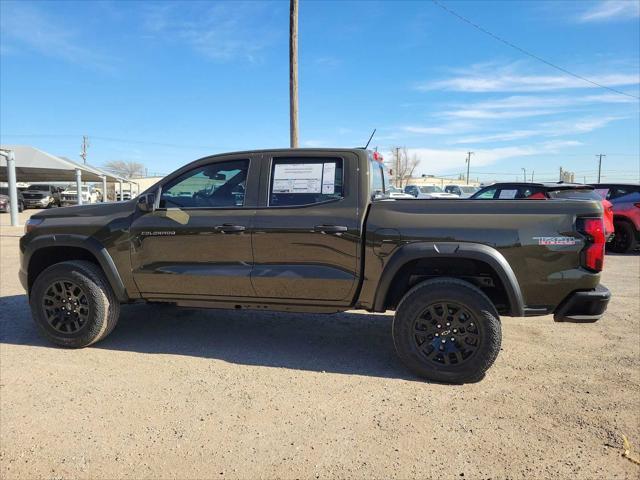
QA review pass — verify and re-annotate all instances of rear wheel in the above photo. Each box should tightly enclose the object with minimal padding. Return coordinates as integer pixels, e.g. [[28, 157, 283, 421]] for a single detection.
[[607, 220, 637, 253], [393, 278, 501, 384], [30, 260, 120, 348]]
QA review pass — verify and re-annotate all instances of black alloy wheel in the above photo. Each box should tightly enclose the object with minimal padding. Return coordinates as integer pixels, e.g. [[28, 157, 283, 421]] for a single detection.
[[412, 301, 480, 366], [42, 280, 90, 334]]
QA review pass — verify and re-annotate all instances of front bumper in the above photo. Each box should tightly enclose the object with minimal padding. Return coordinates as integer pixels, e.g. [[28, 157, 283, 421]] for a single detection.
[[553, 285, 611, 323], [24, 198, 50, 207]]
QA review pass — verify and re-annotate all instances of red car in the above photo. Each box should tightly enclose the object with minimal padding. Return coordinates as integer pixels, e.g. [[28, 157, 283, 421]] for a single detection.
[[470, 182, 615, 238], [591, 183, 640, 253]]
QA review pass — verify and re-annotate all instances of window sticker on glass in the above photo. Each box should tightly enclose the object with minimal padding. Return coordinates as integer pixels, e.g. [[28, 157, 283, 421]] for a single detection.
[[273, 163, 323, 194], [322, 162, 336, 194], [498, 189, 518, 199]]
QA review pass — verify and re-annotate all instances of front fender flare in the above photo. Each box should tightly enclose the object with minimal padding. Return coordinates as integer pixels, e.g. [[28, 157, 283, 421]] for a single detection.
[[22, 234, 129, 302], [372, 242, 525, 316]]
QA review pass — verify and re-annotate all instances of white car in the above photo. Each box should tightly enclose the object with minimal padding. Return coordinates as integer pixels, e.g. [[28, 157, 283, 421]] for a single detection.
[[444, 185, 481, 198], [60, 185, 100, 206], [386, 186, 415, 199], [405, 185, 459, 199]]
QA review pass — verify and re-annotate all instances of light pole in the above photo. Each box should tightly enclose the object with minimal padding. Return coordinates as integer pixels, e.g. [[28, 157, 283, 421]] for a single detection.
[[596, 154, 606, 183], [465, 151, 473, 185], [0, 149, 19, 226]]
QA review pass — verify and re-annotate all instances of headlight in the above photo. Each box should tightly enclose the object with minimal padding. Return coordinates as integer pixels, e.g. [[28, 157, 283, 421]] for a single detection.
[[24, 218, 44, 234]]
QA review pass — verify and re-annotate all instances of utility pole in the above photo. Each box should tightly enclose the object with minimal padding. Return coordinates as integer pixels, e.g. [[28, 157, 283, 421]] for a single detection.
[[80, 135, 89, 164], [396, 147, 400, 187], [559, 167, 563, 182], [596, 154, 606, 183], [522, 168, 527, 183], [531, 170, 534, 182], [289, 0, 299, 148], [465, 151, 473, 185]]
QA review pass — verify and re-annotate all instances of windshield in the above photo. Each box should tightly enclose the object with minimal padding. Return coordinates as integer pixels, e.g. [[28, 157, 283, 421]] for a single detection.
[[27, 185, 50, 191], [549, 189, 600, 200], [419, 186, 443, 193]]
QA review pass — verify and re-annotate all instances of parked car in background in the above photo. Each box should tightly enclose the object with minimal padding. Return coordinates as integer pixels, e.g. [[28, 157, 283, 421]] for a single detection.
[[470, 182, 614, 238], [444, 185, 480, 198], [60, 185, 100, 206], [591, 183, 640, 253], [117, 192, 132, 201], [0, 187, 25, 213], [386, 186, 414, 198], [21, 184, 61, 209], [404, 184, 459, 199]]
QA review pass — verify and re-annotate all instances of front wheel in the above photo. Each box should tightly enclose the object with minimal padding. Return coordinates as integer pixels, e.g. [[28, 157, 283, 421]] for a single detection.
[[29, 260, 120, 348], [393, 278, 502, 384]]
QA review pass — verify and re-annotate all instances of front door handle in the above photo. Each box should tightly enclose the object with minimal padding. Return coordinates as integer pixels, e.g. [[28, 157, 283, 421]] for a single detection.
[[314, 225, 348, 233], [215, 224, 246, 233]]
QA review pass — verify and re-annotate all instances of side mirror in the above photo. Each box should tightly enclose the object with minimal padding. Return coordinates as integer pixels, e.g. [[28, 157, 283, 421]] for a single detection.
[[137, 193, 155, 212]]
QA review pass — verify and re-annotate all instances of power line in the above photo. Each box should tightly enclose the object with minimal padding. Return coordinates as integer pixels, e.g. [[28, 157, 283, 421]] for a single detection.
[[431, 0, 640, 100], [1, 133, 225, 150]]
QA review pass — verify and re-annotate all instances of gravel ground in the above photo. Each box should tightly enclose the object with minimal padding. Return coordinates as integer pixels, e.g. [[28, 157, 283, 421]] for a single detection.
[[1, 209, 639, 479]]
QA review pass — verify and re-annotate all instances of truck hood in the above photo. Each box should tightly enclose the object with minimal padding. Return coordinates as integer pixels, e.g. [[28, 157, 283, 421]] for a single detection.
[[32, 200, 135, 219]]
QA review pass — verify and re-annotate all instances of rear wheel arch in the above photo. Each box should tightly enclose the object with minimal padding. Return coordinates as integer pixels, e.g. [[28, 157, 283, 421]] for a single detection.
[[374, 242, 524, 316]]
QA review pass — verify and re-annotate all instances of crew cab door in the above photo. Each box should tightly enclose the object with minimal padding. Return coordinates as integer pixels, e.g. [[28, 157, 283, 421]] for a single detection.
[[250, 151, 361, 302], [129, 154, 259, 298]]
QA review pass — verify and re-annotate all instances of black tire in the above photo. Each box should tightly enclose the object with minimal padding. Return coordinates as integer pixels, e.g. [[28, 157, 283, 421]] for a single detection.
[[607, 220, 637, 254], [393, 278, 501, 384], [18, 201, 24, 213], [29, 260, 120, 348]]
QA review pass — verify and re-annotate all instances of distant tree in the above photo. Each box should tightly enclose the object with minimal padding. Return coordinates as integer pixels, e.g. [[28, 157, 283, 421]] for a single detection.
[[386, 147, 420, 188], [104, 160, 145, 179]]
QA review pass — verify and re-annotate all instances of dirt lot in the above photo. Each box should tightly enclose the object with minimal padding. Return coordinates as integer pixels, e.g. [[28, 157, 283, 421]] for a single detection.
[[1, 209, 639, 479]]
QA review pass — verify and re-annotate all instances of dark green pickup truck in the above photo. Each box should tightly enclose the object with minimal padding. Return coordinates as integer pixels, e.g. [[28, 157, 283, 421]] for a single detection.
[[20, 148, 610, 383]]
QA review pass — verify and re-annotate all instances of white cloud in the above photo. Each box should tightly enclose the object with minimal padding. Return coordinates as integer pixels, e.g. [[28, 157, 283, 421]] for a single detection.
[[0, 2, 112, 70], [400, 121, 477, 136], [418, 62, 639, 93], [143, 2, 278, 62], [380, 141, 586, 175], [578, 1, 640, 22], [451, 116, 623, 144], [541, 116, 625, 136], [380, 146, 540, 175], [451, 130, 539, 144], [443, 108, 556, 119]]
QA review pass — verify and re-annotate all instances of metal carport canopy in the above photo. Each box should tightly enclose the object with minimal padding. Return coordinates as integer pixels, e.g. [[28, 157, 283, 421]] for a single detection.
[[0, 145, 115, 182]]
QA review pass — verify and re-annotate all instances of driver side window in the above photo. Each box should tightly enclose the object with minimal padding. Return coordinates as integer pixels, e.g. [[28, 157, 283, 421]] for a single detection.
[[160, 159, 249, 209]]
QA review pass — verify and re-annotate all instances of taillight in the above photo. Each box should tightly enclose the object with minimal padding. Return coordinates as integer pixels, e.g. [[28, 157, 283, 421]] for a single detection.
[[634, 202, 640, 208], [578, 217, 605, 272]]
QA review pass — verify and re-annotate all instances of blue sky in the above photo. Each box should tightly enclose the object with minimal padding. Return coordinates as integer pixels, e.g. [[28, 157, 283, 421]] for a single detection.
[[1, 0, 638, 182]]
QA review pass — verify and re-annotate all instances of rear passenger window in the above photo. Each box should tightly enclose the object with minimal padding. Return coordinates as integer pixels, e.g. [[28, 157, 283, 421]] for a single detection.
[[269, 158, 343, 207]]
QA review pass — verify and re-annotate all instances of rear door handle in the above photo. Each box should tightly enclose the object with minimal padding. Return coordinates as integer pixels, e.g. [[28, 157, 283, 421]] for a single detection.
[[314, 225, 348, 233], [215, 224, 246, 233]]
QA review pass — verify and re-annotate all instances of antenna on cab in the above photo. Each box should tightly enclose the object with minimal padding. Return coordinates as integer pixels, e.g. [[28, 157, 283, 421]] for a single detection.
[[363, 128, 377, 149]]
